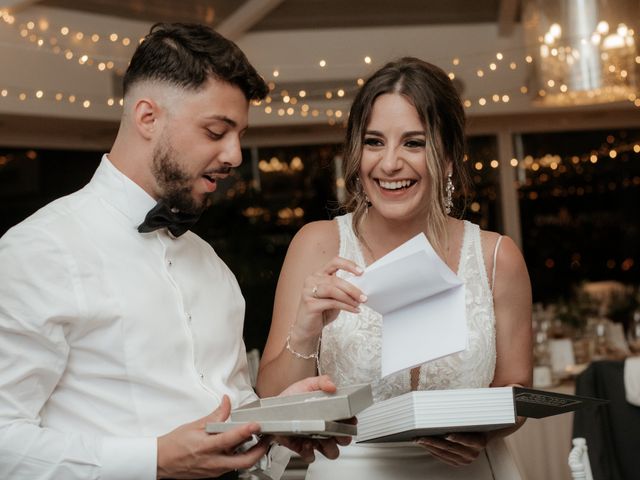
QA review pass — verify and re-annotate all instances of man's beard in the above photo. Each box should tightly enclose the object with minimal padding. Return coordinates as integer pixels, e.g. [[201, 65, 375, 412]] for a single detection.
[[151, 139, 214, 215]]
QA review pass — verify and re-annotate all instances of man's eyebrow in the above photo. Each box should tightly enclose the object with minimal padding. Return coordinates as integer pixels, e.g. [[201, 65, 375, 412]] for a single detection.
[[204, 115, 237, 128]]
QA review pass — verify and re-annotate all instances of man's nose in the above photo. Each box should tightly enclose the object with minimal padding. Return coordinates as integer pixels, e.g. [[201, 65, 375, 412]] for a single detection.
[[219, 135, 243, 168]]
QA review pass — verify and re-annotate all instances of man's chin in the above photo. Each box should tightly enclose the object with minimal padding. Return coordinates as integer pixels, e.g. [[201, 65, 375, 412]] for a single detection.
[[159, 193, 205, 216]]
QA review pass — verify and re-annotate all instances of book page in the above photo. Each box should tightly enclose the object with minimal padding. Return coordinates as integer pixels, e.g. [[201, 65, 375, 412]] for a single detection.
[[344, 233, 468, 376], [347, 233, 462, 314], [381, 286, 467, 376]]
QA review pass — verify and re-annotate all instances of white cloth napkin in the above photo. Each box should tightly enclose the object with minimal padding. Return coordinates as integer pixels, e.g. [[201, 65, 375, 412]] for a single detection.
[[624, 356, 640, 406]]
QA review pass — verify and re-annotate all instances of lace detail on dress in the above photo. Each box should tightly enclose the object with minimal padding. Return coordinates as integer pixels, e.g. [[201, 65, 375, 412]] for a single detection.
[[319, 214, 496, 402]]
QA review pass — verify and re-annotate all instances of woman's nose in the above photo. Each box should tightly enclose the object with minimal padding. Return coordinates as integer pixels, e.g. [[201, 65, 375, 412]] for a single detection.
[[379, 146, 402, 173]]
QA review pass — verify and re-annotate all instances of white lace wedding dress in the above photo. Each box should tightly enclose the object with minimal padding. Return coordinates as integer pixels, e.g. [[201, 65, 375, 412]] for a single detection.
[[306, 213, 521, 480]]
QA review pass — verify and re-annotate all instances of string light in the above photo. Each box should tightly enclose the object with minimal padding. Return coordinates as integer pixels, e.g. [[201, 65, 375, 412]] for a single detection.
[[2, 11, 638, 126], [0, 84, 122, 110]]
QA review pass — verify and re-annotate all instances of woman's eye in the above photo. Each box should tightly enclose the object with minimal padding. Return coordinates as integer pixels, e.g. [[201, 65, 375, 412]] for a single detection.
[[363, 137, 383, 147], [405, 139, 426, 148]]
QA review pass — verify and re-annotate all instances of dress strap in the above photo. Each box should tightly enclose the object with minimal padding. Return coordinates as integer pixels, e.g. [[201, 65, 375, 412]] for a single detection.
[[491, 235, 503, 291]]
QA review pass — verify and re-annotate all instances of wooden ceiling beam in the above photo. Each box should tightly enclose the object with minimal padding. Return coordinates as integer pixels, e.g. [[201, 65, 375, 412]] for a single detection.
[[498, 0, 519, 37], [216, 0, 286, 40], [0, 0, 39, 12]]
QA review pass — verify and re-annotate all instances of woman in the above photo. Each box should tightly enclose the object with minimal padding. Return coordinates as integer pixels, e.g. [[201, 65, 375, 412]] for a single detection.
[[257, 57, 532, 479]]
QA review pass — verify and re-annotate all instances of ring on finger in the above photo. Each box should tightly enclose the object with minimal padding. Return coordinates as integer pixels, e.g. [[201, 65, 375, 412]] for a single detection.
[[312, 285, 319, 298]]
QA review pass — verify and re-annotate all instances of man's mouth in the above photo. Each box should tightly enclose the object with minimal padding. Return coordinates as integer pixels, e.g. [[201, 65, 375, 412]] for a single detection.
[[201, 173, 220, 192]]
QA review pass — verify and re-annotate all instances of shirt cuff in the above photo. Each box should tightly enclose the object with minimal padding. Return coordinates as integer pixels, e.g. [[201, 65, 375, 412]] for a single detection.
[[258, 444, 292, 480], [101, 436, 157, 480]]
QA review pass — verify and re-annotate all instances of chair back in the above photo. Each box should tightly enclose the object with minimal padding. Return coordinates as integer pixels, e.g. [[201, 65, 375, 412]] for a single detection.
[[568, 437, 593, 480]]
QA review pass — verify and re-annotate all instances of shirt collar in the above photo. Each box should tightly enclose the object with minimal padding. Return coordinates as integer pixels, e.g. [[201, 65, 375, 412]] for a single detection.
[[90, 154, 157, 229]]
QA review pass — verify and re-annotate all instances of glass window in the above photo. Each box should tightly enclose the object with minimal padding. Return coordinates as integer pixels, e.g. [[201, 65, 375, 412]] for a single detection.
[[462, 135, 502, 232], [516, 129, 640, 302], [195, 144, 341, 349]]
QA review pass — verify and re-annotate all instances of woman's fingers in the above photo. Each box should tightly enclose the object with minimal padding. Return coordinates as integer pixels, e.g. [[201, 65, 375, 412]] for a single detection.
[[306, 279, 366, 308], [321, 256, 364, 277], [415, 435, 484, 466], [309, 299, 362, 317], [293, 256, 366, 337]]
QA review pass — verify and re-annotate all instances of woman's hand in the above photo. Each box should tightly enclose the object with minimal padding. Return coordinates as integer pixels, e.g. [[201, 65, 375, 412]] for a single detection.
[[290, 256, 366, 342], [275, 375, 355, 462], [415, 432, 489, 466]]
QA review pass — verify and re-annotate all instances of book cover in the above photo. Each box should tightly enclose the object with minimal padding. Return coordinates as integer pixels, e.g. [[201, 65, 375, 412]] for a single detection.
[[205, 420, 356, 438], [206, 384, 372, 438], [229, 383, 372, 422]]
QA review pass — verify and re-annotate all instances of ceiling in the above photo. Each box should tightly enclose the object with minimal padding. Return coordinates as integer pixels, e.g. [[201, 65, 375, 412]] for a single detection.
[[1, 0, 638, 149], [36, 0, 514, 32]]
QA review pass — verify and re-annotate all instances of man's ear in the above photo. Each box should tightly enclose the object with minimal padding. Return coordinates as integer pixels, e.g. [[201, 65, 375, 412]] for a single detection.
[[132, 98, 159, 141]]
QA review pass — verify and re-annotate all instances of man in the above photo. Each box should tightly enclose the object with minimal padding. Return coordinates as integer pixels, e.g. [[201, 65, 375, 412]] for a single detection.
[[0, 23, 346, 479]]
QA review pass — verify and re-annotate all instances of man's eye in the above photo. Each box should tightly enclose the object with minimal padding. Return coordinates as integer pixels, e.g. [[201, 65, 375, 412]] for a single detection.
[[207, 130, 224, 139]]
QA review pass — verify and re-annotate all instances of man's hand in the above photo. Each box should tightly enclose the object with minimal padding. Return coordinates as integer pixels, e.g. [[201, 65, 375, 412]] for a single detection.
[[275, 375, 354, 463], [157, 395, 270, 479]]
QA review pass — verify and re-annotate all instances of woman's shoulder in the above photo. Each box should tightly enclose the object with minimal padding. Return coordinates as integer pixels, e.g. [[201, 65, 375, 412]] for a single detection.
[[474, 225, 527, 277], [475, 224, 502, 251], [288, 219, 340, 262]]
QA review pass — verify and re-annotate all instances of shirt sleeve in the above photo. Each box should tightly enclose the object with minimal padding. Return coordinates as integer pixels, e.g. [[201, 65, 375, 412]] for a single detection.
[[0, 225, 157, 480]]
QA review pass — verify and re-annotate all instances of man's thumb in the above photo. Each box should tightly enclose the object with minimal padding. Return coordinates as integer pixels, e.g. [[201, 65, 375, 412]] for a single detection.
[[207, 394, 232, 422]]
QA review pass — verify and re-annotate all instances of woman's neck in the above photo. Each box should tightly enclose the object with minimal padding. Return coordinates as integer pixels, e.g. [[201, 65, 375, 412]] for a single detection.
[[357, 209, 459, 267], [358, 210, 426, 261]]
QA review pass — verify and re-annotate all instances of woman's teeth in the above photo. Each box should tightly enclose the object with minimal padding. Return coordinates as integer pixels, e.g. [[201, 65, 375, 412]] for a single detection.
[[378, 179, 414, 190]]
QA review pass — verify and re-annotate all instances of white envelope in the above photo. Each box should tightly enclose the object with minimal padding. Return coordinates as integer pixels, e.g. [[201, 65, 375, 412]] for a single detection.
[[346, 233, 468, 377]]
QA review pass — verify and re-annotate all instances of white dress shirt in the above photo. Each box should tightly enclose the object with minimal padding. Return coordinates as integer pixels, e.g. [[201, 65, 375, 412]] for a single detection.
[[624, 356, 640, 406], [0, 156, 263, 479]]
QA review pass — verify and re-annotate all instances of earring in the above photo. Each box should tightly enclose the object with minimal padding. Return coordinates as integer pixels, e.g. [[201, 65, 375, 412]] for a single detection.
[[444, 173, 454, 214]]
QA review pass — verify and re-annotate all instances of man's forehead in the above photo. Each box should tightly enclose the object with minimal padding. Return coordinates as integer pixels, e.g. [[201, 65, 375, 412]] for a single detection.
[[157, 83, 246, 127], [189, 79, 249, 122]]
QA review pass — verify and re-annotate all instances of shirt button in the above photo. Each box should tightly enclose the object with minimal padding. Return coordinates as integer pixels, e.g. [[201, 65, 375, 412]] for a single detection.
[[199, 372, 204, 380], [167, 259, 173, 266], [186, 313, 192, 322]]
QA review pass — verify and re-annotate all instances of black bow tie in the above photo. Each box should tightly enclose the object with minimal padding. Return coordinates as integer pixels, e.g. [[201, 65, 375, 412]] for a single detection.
[[137, 202, 201, 237]]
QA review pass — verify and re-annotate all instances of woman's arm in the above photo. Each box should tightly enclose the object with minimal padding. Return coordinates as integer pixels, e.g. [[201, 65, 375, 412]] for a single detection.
[[417, 235, 533, 466], [256, 221, 364, 397], [490, 235, 533, 391]]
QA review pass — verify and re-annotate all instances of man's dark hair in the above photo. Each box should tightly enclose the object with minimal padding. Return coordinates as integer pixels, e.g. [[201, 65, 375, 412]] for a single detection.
[[123, 23, 268, 101]]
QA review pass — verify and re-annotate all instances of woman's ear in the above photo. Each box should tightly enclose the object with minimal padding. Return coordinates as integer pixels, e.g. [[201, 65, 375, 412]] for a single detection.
[[132, 98, 158, 141], [446, 161, 453, 177]]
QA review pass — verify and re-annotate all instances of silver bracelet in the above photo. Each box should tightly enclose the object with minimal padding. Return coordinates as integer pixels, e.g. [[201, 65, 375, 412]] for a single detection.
[[285, 328, 321, 372]]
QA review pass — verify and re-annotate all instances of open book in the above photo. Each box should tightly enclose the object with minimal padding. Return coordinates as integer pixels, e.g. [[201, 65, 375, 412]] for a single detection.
[[345, 232, 467, 377], [356, 386, 607, 443]]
